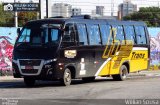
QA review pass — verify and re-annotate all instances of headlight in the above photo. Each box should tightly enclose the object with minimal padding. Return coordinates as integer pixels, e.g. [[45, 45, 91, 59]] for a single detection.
[[44, 59, 57, 65]]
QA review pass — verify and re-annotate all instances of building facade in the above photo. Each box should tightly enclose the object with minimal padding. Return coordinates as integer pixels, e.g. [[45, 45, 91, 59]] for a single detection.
[[52, 3, 72, 17], [96, 6, 104, 16], [118, 0, 137, 18], [72, 8, 81, 16]]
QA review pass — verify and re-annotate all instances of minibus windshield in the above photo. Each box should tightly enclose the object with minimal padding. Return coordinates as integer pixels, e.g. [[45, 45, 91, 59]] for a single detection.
[[17, 24, 61, 46]]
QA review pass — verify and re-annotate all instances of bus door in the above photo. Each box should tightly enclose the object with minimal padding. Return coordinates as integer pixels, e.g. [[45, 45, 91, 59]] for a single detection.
[[86, 24, 104, 75], [76, 23, 96, 77]]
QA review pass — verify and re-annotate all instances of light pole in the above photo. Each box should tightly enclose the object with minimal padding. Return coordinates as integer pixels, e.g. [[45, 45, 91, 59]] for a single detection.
[[111, 0, 114, 17], [46, 0, 48, 18], [14, 0, 18, 27], [39, 0, 41, 19]]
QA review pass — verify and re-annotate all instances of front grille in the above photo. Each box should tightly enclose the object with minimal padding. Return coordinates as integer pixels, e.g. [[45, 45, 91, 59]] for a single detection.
[[21, 69, 39, 74], [19, 60, 41, 66]]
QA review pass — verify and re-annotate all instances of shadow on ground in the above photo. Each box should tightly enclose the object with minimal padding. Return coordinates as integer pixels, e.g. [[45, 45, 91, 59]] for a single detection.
[[0, 75, 158, 89], [0, 78, 115, 89]]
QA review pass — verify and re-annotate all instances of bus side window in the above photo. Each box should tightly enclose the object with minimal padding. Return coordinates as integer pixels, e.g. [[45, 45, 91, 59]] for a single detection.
[[135, 26, 147, 44], [87, 24, 101, 45], [112, 25, 125, 43], [63, 23, 75, 42], [124, 25, 136, 44], [77, 24, 88, 45], [100, 25, 111, 45]]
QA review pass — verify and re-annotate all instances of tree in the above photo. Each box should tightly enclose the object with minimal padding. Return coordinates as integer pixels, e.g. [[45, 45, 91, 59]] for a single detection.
[[18, 12, 38, 27], [123, 7, 160, 27]]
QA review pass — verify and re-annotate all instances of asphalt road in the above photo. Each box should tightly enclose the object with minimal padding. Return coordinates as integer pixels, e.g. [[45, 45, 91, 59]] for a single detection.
[[0, 73, 160, 105]]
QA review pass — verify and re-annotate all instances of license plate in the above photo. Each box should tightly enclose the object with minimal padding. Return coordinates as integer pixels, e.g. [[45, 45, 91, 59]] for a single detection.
[[25, 66, 33, 69]]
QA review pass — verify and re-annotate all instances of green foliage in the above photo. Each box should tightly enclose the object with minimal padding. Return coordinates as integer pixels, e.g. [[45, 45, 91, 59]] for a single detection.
[[123, 7, 160, 27], [18, 12, 38, 27]]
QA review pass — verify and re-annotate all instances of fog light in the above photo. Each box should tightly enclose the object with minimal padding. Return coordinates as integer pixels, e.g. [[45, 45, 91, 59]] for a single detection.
[[45, 65, 51, 68], [58, 63, 63, 66]]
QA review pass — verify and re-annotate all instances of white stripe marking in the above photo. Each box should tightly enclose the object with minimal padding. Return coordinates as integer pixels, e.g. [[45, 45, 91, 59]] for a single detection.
[[94, 47, 147, 76], [95, 58, 111, 76], [132, 47, 148, 51]]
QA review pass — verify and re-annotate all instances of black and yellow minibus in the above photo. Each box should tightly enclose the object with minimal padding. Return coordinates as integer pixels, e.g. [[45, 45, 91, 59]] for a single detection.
[[12, 15, 150, 86]]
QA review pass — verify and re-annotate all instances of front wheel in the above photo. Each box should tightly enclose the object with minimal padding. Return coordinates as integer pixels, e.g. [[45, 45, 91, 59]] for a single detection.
[[112, 65, 128, 81], [24, 77, 35, 87], [60, 68, 72, 86]]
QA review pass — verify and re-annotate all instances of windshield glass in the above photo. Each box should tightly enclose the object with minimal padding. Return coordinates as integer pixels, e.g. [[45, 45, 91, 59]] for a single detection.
[[17, 24, 61, 45]]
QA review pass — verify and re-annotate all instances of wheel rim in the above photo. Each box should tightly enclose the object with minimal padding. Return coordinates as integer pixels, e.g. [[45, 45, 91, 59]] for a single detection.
[[121, 69, 127, 79], [64, 71, 71, 83]]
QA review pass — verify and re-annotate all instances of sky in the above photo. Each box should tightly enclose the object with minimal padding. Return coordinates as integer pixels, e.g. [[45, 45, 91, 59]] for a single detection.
[[1, 0, 160, 16]]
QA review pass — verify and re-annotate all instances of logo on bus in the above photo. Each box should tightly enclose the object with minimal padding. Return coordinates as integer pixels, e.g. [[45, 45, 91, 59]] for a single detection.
[[131, 52, 145, 59], [64, 50, 77, 58]]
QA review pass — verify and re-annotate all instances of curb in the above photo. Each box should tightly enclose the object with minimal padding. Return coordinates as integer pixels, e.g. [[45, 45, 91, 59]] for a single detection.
[[0, 76, 22, 81], [129, 70, 160, 77]]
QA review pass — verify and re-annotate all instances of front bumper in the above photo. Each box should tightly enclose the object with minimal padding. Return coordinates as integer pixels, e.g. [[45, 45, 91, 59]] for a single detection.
[[12, 59, 64, 80]]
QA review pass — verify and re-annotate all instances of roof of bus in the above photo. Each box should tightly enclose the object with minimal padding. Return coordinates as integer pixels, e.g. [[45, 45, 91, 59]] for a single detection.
[[27, 18, 146, 26]]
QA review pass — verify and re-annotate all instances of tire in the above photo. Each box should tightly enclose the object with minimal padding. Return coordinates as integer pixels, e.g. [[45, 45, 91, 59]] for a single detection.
[[24, 77, 35, 87], [112, 65, 128, 81], [82, 77, 95, 82], [60, 68, 72, 86]]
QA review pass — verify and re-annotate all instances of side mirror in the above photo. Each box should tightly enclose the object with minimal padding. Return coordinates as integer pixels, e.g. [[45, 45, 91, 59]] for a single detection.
[[17, 28, 21, 36]]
